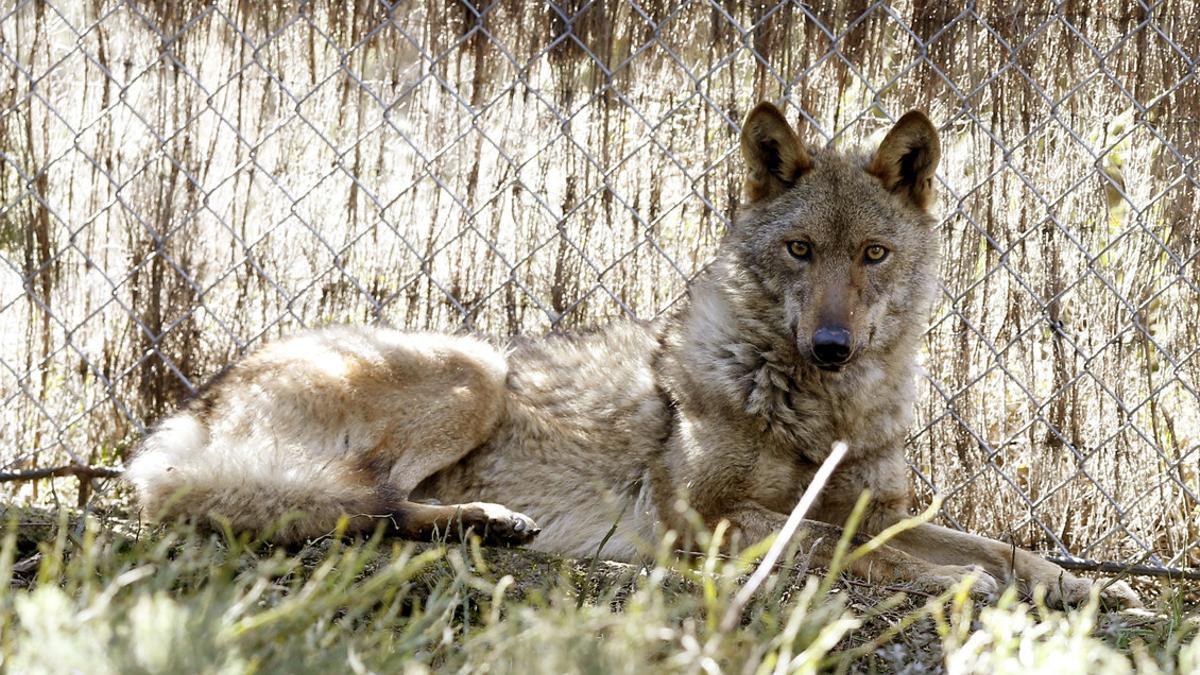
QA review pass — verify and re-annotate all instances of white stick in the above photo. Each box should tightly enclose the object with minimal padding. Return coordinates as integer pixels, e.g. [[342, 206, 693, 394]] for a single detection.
[[719, 440, 850, 633]]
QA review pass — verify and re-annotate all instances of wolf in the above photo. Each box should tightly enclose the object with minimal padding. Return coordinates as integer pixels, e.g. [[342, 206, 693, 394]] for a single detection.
[[126, 102, 1140, 609]]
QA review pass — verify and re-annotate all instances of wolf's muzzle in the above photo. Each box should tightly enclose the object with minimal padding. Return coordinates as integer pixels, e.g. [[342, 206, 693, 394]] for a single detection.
[[811, 327, 853, 368]]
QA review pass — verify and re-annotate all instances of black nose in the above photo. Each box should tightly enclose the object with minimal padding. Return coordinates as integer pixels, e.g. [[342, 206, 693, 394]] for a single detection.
[[812, 327, 853, 366]]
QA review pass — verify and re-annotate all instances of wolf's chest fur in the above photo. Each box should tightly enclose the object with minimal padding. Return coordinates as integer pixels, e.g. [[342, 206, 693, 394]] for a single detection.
[[712, 333, 915, 460]]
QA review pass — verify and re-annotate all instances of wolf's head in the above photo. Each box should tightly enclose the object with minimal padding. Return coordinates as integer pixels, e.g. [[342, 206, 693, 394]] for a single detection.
[[729, 102, 941, 372]]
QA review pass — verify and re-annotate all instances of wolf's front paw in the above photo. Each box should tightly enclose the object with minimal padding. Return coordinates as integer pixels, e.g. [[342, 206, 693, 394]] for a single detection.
[[1096, 579, 1142, 610], [1033, 571, 1142, 610], [460, 502, 541, 546], [920, 564, 999, 600]]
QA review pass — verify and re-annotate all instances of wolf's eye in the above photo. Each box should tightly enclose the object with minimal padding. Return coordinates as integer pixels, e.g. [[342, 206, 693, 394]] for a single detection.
[[864, 245, 889, 264], [786, 241, 812, 260]]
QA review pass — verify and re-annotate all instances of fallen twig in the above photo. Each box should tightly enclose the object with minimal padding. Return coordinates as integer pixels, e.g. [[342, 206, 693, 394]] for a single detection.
[[0, 464, 123, 483], [719, 440, 849, 633], [1047, 556, 1200, 581]]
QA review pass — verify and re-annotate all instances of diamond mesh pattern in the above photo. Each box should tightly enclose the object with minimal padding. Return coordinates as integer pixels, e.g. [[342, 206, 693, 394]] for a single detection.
[[1, 1, 1196, 572]]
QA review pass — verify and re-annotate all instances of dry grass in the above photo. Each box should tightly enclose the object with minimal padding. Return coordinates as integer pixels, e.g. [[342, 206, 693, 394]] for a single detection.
[[0, 1, 1196, 572], [1, 506, 1197, 673]]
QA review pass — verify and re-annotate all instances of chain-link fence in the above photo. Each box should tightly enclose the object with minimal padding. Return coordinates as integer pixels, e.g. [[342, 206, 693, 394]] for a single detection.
[[1, 1, 1197, 576]]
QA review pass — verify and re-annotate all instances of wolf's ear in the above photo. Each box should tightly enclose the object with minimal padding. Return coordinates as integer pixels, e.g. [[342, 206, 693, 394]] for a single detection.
[[740, 102, 812, 203], [867, 111, 941, 209]]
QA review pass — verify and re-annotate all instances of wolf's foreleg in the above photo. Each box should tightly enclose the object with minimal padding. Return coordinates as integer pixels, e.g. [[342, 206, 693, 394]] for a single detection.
[[710, 503, 1000, 597], [874, 518, 1142, 609]]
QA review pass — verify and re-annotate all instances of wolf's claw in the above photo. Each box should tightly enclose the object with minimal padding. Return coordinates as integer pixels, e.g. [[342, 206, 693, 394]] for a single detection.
[[459, 502, 541, 546]]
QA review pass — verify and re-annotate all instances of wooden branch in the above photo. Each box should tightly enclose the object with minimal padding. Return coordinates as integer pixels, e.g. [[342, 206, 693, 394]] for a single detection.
[[1047, 556, 1200, 581], [0, 464, 123, 484]]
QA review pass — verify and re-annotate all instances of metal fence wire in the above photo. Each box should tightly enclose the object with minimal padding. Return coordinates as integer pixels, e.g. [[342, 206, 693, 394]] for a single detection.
[[1, 1, 1197, 576]]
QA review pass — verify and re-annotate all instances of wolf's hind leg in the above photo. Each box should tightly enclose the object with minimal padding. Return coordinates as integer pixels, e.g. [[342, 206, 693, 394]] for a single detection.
[[352, 500, 540, 546], [348, 332, 511, 494], [128, 328, 540, 545]]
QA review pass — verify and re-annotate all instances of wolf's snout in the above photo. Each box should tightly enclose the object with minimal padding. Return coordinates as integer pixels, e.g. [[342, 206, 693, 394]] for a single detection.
[[811, 327, 853, 367]]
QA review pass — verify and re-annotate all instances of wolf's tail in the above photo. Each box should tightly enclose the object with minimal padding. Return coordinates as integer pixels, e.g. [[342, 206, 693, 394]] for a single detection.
[[124, 411, 383, 541]]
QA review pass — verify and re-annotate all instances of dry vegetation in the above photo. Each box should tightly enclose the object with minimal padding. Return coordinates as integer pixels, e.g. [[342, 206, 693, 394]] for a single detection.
[[0, 0, 1196, 588], [0, 505, 1196, 674]]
